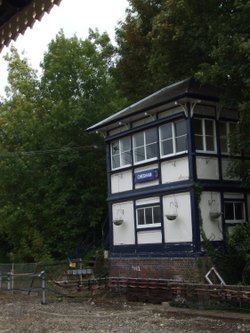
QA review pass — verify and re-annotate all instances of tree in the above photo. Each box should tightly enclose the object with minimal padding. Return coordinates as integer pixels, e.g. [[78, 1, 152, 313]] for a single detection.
[[116, 0, 250, 183], [0, 30, 124, 262]]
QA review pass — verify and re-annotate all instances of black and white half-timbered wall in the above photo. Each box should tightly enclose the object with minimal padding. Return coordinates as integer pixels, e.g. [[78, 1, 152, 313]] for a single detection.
[[87, 78, 250, 282]]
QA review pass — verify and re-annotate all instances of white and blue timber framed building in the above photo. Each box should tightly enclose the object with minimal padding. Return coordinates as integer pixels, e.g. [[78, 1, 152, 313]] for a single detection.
[[87, 78, 250, 282]]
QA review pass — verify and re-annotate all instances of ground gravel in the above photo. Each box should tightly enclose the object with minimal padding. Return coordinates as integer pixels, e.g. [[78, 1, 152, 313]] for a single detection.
[[0, 293, 250, 333]]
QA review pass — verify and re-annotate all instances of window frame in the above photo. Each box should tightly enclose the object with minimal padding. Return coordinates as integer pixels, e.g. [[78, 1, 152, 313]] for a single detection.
[[224, 200, 245, 224], [159, 119, 187, 158], [219, 121, 237, 155], [136, 204, 161, 229], [111, 136, 132, 170], [194, 118, 217, 153], [133, 128, 158, 165]]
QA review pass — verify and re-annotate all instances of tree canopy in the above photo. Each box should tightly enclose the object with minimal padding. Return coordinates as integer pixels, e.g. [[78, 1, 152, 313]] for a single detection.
[[0, 30, 124, 262]]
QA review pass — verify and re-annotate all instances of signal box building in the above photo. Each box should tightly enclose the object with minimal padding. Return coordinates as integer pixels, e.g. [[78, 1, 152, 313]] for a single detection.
[[87, 78, 250, 282]]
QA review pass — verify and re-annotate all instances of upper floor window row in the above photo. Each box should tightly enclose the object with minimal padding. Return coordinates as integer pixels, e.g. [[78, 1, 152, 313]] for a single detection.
[[111, 119, 187, 170]]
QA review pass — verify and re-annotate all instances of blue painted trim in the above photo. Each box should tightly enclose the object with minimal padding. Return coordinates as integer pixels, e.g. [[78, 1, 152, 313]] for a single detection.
[[108, 201, 114, 249], [135, 202, 160, 209], [109, 152, 189, 176], [133, 200, 138, 246], [244, 192, 249, 222], [136, 226, 162, 232], [106, 144, 112, 196], [110, 242, 196, 258], [190, 188, 200, 253], [107, 180, 193, 202], [215, 107, 223, 181], [220, 191, 226, 240], [187, 104, 197, 181], [160, 196, 165, 244]]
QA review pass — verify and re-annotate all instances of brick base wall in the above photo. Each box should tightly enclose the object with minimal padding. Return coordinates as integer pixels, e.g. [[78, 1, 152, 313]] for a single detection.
[[109, 257, 212, 283]]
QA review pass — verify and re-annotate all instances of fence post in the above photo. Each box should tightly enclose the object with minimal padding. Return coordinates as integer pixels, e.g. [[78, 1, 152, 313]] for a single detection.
[[7, 272, 12, 292], [40, 271, 46, 305], [0, 272, 2, 289]]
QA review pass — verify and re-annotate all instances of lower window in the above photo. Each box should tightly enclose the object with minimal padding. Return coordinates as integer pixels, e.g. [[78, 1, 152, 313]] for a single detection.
[[136, 205, 161, 227], [224, 200, 245, 223]]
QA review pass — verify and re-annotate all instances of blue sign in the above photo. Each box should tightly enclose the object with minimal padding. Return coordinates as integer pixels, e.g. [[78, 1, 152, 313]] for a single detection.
[[134, 169, 159, 183]]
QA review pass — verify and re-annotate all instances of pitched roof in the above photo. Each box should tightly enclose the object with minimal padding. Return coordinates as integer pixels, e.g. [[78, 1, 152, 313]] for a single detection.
[[0, 0, 61, 52], [87, 78, 222, 133]]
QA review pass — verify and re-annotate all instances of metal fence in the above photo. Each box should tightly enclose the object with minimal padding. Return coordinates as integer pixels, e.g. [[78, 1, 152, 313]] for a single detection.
[[0, 263, 46, 304]]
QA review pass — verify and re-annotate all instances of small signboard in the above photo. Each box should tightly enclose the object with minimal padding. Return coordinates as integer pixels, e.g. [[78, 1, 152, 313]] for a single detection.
[[134, 168, 159, 183]]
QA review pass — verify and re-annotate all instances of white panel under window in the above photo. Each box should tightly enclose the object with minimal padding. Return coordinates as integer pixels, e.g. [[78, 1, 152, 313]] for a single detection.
[[112, 201, 135, 245], [221, 159, 239, 180], [161, 157, 189, 183], [137, 230, 162, 244], [163, 192, 192, 243], [196, 156, 219, 180], [199, 192, 223, 241], [111, 170, 133, 193]]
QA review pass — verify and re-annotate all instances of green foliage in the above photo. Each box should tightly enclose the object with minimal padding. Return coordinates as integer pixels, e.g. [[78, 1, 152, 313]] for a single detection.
[[115, 0, 250, 185], [0, 30, 124, 262]]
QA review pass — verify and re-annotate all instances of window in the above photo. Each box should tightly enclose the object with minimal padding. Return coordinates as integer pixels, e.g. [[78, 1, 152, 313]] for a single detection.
[[133, 128, 158, 164], [160, 119, 187, 157], [136, 205, 161, 227], [219, 121, 236, 154], [111, 136, 131, 170], [224, 201, 245, 223], [194, 118, 216, 152]]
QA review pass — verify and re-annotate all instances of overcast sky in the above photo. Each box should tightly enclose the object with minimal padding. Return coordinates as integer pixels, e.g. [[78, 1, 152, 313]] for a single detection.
[[0, 0, 129, 96]]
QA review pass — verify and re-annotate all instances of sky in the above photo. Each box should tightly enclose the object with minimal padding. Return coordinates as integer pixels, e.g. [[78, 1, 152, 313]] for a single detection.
[[0, 0, 129, 96]]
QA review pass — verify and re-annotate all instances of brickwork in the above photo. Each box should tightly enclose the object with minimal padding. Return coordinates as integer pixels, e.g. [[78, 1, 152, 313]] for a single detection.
[[109, 257, 212, 283]]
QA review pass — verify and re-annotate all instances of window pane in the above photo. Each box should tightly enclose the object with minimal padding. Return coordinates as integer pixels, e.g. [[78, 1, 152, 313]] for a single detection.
[[206, 136, 215, 151], [194, 119, 202, 134], [153, 206, 161, 224], [112, 155, 120, 169], [161, 139, 173, 155], [121, 137, 131, 152], [121, 152, 131, 166], [146, 128, 157, 144], [176, 136, 187, 152], [137, 209, 145, 225], [146, 142, 157, 159], [195, 135, 203, 150], [175, 120, 186, 136], [235, 202, 244, 220], [145, 208, 153, 224], [160, 123, 172, 140], [225, 202, 234, 220], [205, 120, 214, 136], [111, 141, 119, 155], [134, 132, 144, 147], [134, 147, 145, 162]]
